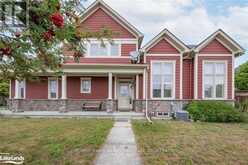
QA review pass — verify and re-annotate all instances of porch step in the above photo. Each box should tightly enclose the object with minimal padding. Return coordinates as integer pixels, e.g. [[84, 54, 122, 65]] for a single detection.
[[115, 118, 130, 122]]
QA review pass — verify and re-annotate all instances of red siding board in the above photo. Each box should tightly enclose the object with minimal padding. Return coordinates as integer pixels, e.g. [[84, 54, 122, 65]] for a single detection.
[[19, 76, 111, 100], [11, 80, 15, 98], [67, 77, 108, 99], [183, 59, 194, 99], [197, 56, 233, 99], [200, 39, 232, 54], [26, 78, 48, 99], [63, 8, 137, 64], [148, 39, 180, 54], [121, 44, 136, 56], [58, 79, 62, 99], [80, 8, 135, 38], [65, 58, 131, 64], [112, 77, 115, 99], [139, 75, 143, 99]]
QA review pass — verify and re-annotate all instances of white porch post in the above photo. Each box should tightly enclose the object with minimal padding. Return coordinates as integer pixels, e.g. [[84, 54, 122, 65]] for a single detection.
[[14, 80, 19, 99], [143, 69, 146, 100], [136, 74, 139, 99], [9, 80, 11, 99], [108, 72, 113, 99], [61, 75, 67, 99], [180, 53, 183, 99], [194, 54, 198, 99], [114, 75, 117, 99]]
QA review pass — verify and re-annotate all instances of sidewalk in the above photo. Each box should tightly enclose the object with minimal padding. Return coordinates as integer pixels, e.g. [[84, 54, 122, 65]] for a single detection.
[[0, 110, 144, 119], [95, 119, 142, 165]]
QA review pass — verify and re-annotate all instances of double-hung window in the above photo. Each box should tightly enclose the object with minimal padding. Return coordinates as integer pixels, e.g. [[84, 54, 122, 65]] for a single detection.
[[89, 42, 120, 57], [16, 80, 25, 99], [110, 43, 119, 56], [81, 78, 91, 93], [48, 78, 58, 99], [90, 43, 108, 56], [152, 61, 175, 99], [203, 61, 226, 99]]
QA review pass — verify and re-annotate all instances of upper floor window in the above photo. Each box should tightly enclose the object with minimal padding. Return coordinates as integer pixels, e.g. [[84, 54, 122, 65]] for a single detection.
[[152, 61, 175, 99], [90, 43, 108, 56], [203, 61, 226, 99], [89, 42, 120, 57], [48, 78, 58, 99], [81, 78, 91, 93], [110, 43, 120, 56]]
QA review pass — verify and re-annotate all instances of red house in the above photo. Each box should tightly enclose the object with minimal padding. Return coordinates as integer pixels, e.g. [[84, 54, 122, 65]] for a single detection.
[[8, 0, 245, 115]]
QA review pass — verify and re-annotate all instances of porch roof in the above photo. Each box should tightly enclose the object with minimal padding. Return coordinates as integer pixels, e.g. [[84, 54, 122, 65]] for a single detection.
[[61, 63, 147, 74]]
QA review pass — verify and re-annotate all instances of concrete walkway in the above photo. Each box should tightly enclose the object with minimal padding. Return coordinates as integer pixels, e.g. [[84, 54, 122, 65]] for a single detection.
[[0, 110, 144, 119], [95, 119, 142, 165]]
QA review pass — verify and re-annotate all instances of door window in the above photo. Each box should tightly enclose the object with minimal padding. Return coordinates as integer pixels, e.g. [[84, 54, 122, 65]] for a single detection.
[[120, 85, 129, 97]]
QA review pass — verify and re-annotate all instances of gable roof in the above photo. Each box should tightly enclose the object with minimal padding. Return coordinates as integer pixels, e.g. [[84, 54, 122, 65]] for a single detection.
[[80, 0, 144, 47], [194, 29, 245, 56], [142, 28, 190, 53]]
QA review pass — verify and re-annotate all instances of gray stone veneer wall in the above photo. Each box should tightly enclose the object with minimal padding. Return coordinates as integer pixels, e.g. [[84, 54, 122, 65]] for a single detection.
[[8, 99, 234, 113], [133, 100, 235, 114], [7, 99, 118, 112], [133, 100, 189, 113]]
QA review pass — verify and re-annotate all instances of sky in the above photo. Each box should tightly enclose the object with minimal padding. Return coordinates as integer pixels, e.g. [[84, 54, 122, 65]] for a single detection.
[[84, 0, 248, 67]]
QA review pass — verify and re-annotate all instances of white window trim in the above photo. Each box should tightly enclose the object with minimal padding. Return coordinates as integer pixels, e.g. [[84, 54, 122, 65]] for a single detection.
[[15, 79, 26, 99], [48, 77, 59, 100], [146, 54, 181, 57], [202, 60, 228, 100], [80, 77, 92, 94], [86, 41, 122, 57], [86, 38, 138, 43], [150, 60, 176, 100], [198, 54, 233, 56], [194, 54, 198, 99]]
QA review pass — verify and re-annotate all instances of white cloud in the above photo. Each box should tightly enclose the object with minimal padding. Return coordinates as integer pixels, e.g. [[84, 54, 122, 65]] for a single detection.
[[217, 6, 248, 48]]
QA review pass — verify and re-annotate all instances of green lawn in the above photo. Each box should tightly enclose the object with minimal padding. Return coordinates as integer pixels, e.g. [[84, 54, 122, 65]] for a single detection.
[[0, 106, 6, 110], [132, 120, 248, 165], [0, 118, 113, 165]]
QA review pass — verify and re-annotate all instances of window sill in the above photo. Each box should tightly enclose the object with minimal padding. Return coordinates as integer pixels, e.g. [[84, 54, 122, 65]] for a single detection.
[[202, 98, 228, 100], [80, 92, 91, 94], [84, 56, 124, 58], [151, 98, 175, 100]]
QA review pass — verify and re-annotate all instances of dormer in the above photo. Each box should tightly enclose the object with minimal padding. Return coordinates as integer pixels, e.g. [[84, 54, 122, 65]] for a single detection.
[[142, 28, 190, 55], [194, 29, 245, 56]]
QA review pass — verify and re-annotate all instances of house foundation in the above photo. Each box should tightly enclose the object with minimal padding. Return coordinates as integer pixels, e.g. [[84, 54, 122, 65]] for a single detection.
[[7, 99, 118, 112]]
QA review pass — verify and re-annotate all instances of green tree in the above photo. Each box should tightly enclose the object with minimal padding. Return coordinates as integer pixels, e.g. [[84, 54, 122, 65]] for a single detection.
[[0, 80, 9, 97], [0, 0, 113, 80], [235, 61, 248, 90]]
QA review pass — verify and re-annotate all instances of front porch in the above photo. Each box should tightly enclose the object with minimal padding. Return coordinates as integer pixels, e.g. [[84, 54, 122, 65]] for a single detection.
[[8, 63, 148, 113], [61, 63, 147, 112]]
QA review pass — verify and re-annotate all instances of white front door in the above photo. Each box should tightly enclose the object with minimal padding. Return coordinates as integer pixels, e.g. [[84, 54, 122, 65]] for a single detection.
[[118, 83, 133, 110]]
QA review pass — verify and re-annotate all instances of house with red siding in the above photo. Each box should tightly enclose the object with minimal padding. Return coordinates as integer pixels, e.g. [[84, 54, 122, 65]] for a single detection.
[[8, 0, 245, 116]]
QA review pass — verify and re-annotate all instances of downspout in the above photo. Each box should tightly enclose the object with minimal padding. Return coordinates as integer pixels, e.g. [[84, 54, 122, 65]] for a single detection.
[[141, 51, 152, 123], [145, 95, 152, 123], [144, 68, 152, 123]]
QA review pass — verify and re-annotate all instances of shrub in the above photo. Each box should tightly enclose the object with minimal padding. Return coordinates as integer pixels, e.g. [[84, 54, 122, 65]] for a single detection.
[[235, 100, 248, 113], [187, 101, 243, 123]]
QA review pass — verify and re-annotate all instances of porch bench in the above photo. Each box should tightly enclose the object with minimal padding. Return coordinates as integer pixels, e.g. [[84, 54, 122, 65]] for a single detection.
[[82, 102, 103, 111]]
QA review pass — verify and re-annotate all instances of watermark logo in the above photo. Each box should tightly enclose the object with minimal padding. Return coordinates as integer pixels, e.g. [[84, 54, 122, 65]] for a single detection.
[[0, 153, 24, 165], [0, 1, 28, 27]]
